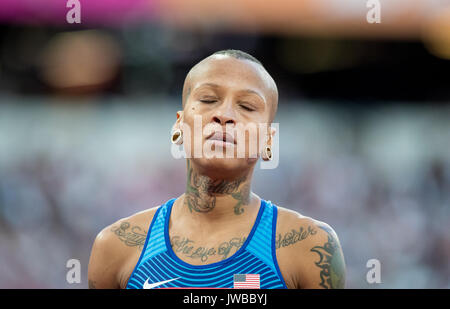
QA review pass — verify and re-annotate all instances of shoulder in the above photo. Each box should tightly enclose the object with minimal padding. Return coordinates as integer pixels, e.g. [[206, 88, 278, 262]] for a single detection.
[[274, 205, 346, 289], [93, 205, 160, 253], [275, 206, 340, 239], [87, 206, 160, 289], [275, 206, 335, 248]]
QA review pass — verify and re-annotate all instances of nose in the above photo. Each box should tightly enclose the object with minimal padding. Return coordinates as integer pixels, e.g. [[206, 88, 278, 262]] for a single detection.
[[211, 100, 236, 126]]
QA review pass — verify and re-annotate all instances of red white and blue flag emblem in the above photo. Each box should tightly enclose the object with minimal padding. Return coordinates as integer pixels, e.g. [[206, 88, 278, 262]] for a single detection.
[[233, 274, 260, 289]]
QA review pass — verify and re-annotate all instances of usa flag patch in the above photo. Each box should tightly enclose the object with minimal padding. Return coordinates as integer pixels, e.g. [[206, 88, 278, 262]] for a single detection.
[[233, 274, 260, 289]]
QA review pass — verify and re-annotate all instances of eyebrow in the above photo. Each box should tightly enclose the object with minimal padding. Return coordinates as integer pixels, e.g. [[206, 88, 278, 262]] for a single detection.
[[194, 82, 267, 104]]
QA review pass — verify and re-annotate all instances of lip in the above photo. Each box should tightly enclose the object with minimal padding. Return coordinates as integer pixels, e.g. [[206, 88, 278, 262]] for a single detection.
[[206, 131, 236, 145]]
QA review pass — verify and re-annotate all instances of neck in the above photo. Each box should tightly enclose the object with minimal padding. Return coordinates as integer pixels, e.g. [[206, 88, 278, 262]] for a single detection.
[[183, 160, 255, 221]]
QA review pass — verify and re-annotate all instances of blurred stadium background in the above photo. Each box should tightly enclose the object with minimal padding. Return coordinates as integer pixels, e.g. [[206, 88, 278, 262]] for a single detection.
[[0, 0, 449, 288]]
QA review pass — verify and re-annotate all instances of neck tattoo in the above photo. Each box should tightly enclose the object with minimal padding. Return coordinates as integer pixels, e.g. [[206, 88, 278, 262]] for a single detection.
[[184, 160, 251, 215]]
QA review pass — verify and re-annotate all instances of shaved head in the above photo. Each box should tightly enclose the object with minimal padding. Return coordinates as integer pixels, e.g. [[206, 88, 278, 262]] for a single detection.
[[182, 50, 278, 123]]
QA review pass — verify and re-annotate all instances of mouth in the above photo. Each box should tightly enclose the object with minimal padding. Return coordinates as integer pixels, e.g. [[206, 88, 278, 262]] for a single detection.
[[206, 131, 236, 145]]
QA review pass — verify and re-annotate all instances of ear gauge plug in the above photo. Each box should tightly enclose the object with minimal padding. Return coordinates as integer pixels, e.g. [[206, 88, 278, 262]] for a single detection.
[[171, 129, 183, 145], [261, 145, 272, 161]]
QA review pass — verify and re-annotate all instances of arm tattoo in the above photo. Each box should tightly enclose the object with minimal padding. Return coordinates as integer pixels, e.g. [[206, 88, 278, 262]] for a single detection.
[[310, 226, 346, 289], [275, 225, 317, 249], [185, 160, 250, 215], [170, 235, 246, 262], [89, 280, 96, 289], [111, 222, 147, 250]]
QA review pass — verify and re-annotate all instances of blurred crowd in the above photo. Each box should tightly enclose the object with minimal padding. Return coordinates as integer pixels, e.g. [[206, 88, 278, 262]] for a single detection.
[[1, 4, 450, 288], [0, 100, 448, 288]]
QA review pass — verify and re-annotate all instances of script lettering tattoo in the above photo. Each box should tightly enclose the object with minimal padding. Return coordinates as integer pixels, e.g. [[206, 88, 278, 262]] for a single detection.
[[218, 237, 247, 259], [111, 222, 147, 250], [88, 280, 96, 289], [185, 160, 250, 215], [170, 225, 318, 263], [170, 236, 246, 262], [275, 225, 317, 249], [310, 226, 346, 289]]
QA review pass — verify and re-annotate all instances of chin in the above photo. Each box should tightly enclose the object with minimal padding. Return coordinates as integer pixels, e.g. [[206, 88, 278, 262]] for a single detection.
[[192, 156, 255, 179]]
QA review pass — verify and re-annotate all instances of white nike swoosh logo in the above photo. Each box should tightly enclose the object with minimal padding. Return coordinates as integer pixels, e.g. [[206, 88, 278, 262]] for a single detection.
[[143, 277, 180, 289]]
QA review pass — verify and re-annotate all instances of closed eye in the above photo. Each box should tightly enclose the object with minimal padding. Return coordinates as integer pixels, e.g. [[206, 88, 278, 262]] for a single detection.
[[240, 104, 255, 112], [200, 99, 217, 104]]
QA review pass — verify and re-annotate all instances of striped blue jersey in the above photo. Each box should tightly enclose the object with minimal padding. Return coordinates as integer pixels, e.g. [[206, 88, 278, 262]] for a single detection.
[[126, 198, 287, 289]]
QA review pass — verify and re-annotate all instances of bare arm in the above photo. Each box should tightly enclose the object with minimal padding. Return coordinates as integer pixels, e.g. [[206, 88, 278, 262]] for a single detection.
[[87, 226, 123, 289], [297, 223, 346, 289], [87, 209, 156, 289]]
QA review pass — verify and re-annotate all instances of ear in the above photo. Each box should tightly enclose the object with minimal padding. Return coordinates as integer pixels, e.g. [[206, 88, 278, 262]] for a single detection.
[[172, 110, 184, 131], [266, 125, 277, 147], [270, 126, 277, 139], [176, 110, 183, 120]]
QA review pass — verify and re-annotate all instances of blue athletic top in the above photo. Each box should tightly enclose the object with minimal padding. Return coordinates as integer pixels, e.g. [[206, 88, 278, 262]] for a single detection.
[[126, 198, 287, 289]]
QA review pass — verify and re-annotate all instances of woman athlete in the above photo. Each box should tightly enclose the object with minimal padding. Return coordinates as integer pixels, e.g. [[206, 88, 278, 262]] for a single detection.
[[88, 49, 346, 289]]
